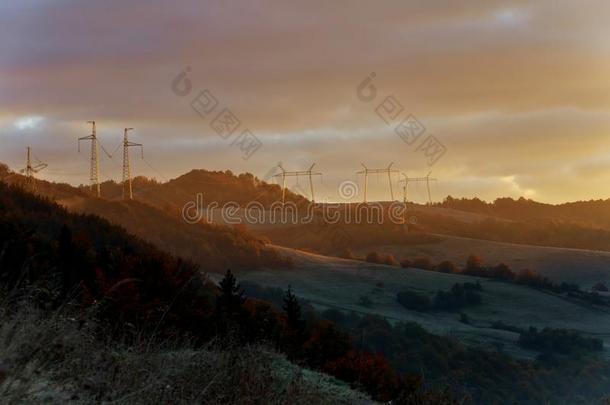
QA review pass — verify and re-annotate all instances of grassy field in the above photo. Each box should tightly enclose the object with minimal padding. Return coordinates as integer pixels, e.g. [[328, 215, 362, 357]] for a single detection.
[[236, 246, 610, 361], [358, 233, 610, 289]]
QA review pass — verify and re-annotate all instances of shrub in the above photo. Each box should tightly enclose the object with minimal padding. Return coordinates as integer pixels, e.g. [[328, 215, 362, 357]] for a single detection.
[[491, 321, 525, 334], [490, 263, 516, 280], [384, 254, 399, 266], [515, 269, 552, 289], [466, 254, 483, 271], [459, 313, 470, 324], [411, 256, 434, 270], [434, 283, 482, 311], [366, 251, 382, 264], [366, 251, 399, 267], [396, 291, 432, 312], [359, 295, 373, 307], [338, 248, 356, 260], [399, 258, 412, 268], [436, 260, 459, 274], [518, 327, 604, 354]]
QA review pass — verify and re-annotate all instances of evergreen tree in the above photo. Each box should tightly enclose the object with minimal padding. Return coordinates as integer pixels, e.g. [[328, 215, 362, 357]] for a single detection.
[[283, 285, 304, 333], [216, 269, 245, 316]]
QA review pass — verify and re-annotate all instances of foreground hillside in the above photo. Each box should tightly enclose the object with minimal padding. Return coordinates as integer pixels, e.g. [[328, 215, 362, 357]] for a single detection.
[[1, 308, 370, 404], [0, 182, 456, 403]]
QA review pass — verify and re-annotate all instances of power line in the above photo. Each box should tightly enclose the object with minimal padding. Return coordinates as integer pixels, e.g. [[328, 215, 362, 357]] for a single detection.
[[78, 121, 101, 197], [356, 162, 398, 203], [122, 128, 143, 200], [272, 163, 322, 204], [399, 172, 437, 204], [19, 146, 47, 191]]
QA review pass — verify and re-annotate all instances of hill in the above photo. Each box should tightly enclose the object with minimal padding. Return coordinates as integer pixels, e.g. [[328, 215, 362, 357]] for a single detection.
[[437, 196, 610, 231], [0, 164, 291, 273], [96, 168, 309, 212], [238, 246, 610, 359], [0, 182, 412, 403]]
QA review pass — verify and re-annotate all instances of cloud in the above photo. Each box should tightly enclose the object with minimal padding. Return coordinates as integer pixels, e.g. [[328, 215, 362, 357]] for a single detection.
[[0, 1, 609, 202]]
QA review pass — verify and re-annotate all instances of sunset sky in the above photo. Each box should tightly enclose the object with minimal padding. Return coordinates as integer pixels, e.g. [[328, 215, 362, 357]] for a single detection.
[[1, 1, 609, 203]]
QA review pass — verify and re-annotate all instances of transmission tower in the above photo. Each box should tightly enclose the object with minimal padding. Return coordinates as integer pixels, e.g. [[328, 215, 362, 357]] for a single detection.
[[399, 172, 437, 204], [356, 162, 399, 203], [78, 121, 101, 197], [273, 163, 322, 204], [20, 147, 47, 191], [122, 128, 143, 200]]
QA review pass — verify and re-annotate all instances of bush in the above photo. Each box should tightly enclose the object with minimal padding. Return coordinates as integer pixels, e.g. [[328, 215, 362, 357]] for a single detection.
[[365, 251, 399, 267], [459, 313, 470, 324], [518, 327, 604, 355], [384, 254, 399, 266], [399, 258, 412, 268], [338, 248, 356, 260], [366, 251, 382, 264], [359, 295, 373, 307], [434, 283, 482, 311], [466, 254, 482, 271], [515, 269, 552, 289], [396, 291, 432, 312], [411, 256, 434, 270], [490, 263, 516, 280], [436, 260, 459, 274], [491, 321, 525, 334]]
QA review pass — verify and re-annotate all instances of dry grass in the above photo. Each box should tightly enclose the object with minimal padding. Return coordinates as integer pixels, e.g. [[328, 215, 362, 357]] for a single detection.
[[0, 298, 373, 404]]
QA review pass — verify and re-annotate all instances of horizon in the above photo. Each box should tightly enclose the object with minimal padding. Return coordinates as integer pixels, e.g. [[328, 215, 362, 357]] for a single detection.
[[3, 160, 610, 206], [1, 1, 610, 204]]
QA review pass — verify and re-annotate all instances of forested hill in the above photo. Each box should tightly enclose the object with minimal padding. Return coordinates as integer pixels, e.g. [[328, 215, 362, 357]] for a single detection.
[[437, 196, 610, 230], [97, 169, 310, 210], [0, 164, 292, 272]]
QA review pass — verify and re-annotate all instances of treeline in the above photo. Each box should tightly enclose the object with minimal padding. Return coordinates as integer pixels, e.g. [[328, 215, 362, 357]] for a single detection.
[[395, 254, 609, 307], [437, 195, 610, 231], [397, 282, 483, 312], [413, 207, 610, 252], [491, 322, 604, 355], [104, 169, 310, 211]]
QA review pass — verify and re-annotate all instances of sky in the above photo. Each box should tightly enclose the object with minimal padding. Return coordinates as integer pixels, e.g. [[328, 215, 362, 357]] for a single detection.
[[1, 0, 609, 204]]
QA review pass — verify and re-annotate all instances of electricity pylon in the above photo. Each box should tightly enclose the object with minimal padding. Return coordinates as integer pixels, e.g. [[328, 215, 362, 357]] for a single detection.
[[399, 172, 437, 204], [273, 163, 322, 204], [356, 162, 399, 203], [122, 128, 143, 200], [78, 121, 101, 197], [20, 147, 47, 191]]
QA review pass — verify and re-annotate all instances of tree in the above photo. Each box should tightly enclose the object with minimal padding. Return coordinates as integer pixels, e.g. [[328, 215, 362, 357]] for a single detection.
[[216, 269, 245, 316], [366, 251, 381, 264], [466, 254, 482, 271], [283, 285, 304, 333], [436, 260, 458, 274], [491, 263, 515, 281]]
